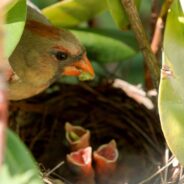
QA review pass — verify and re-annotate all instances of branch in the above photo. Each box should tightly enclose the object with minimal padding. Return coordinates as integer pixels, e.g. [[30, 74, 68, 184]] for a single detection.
[[121, 0, 160, 89], [160, 0, 173, 18], [151, 0, 173, 54], [151, 17, 164, 54]]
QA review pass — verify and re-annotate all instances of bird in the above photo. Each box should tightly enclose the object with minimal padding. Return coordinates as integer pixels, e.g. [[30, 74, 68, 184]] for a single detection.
[[8, 1, 94, 100]]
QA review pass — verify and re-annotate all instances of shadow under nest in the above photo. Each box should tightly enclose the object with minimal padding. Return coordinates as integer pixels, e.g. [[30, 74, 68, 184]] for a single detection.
[[9, 80, 165, 184]]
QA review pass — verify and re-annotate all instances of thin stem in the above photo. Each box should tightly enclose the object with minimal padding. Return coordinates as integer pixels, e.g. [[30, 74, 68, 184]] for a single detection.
[[145, 0, 159, 90], [45, 161, 65, 177], [121, 0, 160, 89], [151, 0, 173, 55], [160, 0, 174, 18], [151, 0, 159, 35], [151, 17, 164, 54], [138, 155, 175, 184]]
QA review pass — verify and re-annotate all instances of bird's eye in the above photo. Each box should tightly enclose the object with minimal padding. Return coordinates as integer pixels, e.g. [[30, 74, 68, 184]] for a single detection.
[[55, 51, 68, 61]]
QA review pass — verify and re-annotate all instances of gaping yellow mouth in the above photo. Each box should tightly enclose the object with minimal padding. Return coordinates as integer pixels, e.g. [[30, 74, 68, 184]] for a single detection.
[[63, 54, 95, 81]]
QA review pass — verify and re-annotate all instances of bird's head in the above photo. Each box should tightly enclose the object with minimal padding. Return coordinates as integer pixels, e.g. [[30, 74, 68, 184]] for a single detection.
[[25, 20, 95, 83]]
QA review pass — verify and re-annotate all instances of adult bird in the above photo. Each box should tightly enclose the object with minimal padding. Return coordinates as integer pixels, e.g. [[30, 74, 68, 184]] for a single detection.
[[8, 2, 94, 100]]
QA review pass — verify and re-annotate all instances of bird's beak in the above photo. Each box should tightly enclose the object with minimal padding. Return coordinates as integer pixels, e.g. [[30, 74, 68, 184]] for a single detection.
[[63, 54, 95, 80]]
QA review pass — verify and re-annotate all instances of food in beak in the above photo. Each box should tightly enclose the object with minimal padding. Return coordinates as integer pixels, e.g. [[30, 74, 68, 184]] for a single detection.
[[63, 54, 95, 80]]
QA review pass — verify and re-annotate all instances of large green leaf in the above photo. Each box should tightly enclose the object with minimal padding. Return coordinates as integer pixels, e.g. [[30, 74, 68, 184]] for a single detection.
[[107, 0, 141, 29], [42, 0, 107, 27], [31, 0, 58, 9], [4, 0, 18, 13], [71, 29, 137, 63], [158, 0, 184, 164], [5, 0, 26, 57], [0, 129, 43, 184]]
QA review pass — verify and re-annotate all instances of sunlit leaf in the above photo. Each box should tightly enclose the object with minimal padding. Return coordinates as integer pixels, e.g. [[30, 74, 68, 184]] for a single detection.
[[42, 0, 107, 27], [4, 0, 18, 13], [107, 0, 141, 29], [0, 166, 36, 184], [5, 0, 26, 57], [158, 0, 184, 164], [2, 129, 43, 184]]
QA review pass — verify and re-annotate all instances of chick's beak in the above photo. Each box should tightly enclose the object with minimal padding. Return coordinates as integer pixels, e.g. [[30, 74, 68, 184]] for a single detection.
[[63, 54, 95, 80]]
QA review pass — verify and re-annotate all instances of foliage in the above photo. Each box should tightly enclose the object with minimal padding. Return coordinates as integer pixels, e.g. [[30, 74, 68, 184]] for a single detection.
[[71, 29, 137, 63], [107, 0, 141, 29], [4, 0, 26, 57], [1, 130, 43, 184], [158, 0, 184, 165], [42, 0, 107, 27]]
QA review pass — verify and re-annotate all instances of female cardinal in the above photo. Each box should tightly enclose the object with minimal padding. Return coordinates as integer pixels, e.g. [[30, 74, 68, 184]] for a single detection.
[[8, 2, 94, 100]]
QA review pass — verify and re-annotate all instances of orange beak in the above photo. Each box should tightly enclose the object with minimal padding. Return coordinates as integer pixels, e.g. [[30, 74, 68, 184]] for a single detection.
[[63, 54, 95, 80]]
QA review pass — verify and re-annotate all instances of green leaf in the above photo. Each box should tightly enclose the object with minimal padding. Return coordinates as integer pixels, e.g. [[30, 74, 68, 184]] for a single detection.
[[107, 0, 141, 29], [158, 0, 184, 164], [4, 0, 18, 13], [5, 0, 27, 57], [2, 129, 43, 184], [91, 61, 107, 76], [0, 166, 36, 184], [71, 29, 137, 63], [31, 0, 58, 9], [42, 0, 107, 27]]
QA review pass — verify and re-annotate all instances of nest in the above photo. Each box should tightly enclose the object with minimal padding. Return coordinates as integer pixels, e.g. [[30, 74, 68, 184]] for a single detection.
[[9, 79, 166, 183]]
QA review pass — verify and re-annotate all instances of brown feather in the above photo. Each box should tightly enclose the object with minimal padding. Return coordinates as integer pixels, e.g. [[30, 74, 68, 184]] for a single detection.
[[26, 20, 61, 40]]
